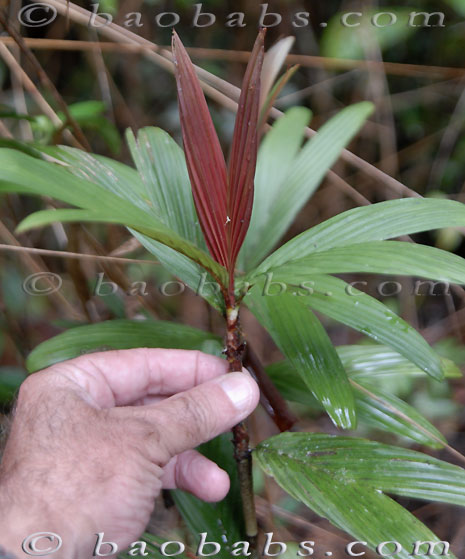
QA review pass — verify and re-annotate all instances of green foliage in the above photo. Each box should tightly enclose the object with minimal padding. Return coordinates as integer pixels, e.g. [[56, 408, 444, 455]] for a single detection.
[[240, 102, 374, 270], [249, 198, 465, 273], [172, 434, 245, 556], [3, 98, 465, 550], [246, 287, 356, 429], [0, 101, 120, 152], [445, 0, 465, 16], [241, 197, 465, 388], [0, 148, 227, 290], [26, 319, 222, 372], [266, 350, 456, 448], [124, 128, 225, 309], [353, 382, 447, 448], [246, 274, 446, 380], [0, 367, 26, 404], [262, 240, 465, 283], [25, 314, 460, 450], [41, 141, 225, 310], [256, 433, 465, 559], [125, 128, 205, 247], [320, 9, 418, 59], [336, 344, 462, 381], [238, 106, 311, 270]]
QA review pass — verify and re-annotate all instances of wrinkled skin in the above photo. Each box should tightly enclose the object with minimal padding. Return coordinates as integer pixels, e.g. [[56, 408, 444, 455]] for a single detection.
[[0, 349, 259, 558]]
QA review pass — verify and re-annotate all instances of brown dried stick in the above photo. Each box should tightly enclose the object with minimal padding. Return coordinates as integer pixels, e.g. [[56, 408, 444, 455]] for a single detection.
[[1, 37, 465, 80], [0, 10, 91, 151], [41, 0, 425, 200], [0, 42, 83, 149]]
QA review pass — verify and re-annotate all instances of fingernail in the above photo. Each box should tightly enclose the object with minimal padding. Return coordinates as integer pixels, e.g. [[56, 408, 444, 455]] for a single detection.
[[216, 372, 255, 413], [242, 367, 253, 378]]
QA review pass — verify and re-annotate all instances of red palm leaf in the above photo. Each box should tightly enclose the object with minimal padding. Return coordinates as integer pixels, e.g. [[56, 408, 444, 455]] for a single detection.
[[227, 30, 265, 269], [172, 31, 265, 276], [172, 31, 229, 267]]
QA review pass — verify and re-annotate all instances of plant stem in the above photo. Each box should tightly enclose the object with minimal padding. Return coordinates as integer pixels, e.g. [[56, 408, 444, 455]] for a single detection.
[[244, 346, 297, 432], [225, 305, 258, 556], [232, 422, 257, 550]]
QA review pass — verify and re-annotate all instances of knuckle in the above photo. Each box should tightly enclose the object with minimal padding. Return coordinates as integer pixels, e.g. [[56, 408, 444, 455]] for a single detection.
[[17, 368, 67, 404], [17, 372, 45, 402]]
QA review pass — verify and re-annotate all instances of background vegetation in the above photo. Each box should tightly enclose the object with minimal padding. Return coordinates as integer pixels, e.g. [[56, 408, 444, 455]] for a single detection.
[[3, 0, 465, 553]]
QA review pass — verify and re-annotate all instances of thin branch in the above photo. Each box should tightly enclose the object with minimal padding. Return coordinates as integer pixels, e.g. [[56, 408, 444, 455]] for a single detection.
[[109, 237, 143, 257], [1, 37, 465, 79], [245, 345, 297, 432], [0, 10, 91, 151], [326, 170, 371, 206], [0, 43, 83, 148], [275, 70, 360, 107], [40, 0, 434, 201], [0, 119, 13, 139], [0, 243, 159, 265], [428, 78, 465, 190], [8, 46, 32, 141], [0, 221, 83, 320]]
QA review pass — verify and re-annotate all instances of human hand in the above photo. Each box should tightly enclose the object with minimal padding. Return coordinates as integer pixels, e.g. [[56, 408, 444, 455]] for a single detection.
[[0, 349, 259, 558]]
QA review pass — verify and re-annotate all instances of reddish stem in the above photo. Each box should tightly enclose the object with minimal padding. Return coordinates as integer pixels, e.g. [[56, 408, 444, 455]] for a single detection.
[[225, 300, 258, 554], [244, 346, 298, 432]]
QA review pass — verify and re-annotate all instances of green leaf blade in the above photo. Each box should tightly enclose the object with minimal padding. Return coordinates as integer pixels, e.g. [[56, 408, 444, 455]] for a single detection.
[[15, 207, 227, 287], [126, 127, 205, 247], [267, 241, 465, 285], [241, 103, 372, 271], [254, 198, 465, 275], [353, 380, 447, 449], [259, 275, 444, 380], [260, 434, 465, 508], [26, 319, 222, 372], [132, 232, 225, 311], [266, 350, 450, 449], [37, 143, 227, 303], [246, 287, 356, 429], [256, 433, 461, 559], [337, 345, 462, 380], [41, 145, 150, 213], [255, 103, 373, 263], [239, 107, 311, 270]]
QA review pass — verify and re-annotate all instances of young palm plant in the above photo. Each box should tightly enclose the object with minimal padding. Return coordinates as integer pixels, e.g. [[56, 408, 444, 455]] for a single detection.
[[172, 29, 265, 548], [4, 30, 465, 559]]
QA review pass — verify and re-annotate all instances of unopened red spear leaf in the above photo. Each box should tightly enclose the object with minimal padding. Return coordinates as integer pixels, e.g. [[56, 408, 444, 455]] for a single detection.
[[172, 30, 265, 553], [172, 29, 265, 299]]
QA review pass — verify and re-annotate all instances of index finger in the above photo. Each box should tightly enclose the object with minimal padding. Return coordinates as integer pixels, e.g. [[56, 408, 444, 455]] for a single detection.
[[49, 348, 229, 408]]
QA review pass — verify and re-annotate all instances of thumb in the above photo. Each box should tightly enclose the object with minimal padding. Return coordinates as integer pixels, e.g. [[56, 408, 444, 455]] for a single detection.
[[137, 370, 259, 460]]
